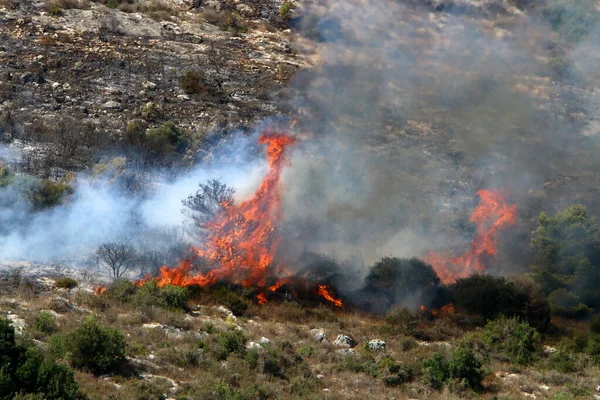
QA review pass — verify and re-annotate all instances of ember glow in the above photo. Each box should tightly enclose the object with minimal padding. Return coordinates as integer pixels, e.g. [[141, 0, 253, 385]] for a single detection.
[[135, 131, 343, 307], [93, 286, 106, 296], [425, 189, 518, 284]]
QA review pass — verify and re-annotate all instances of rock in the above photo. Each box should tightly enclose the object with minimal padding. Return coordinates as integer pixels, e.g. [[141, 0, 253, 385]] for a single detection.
[[259, 337, 271, 344], [63, 83, 70, 89], [102, 100, 122, 110], [247, 342, 262, 350], [142, 81, 157, 90], [51, 82, 60, 89], [19, 72, 33, 84], [333, 334, 356, 348], [310, 328, 328, 343], [317, 374, 325, 379], [539, 385, 550, 391], [6, 313, 26, 335], [177, 94, 190, 101], [367, 339, 386, 351], [217, 305, 237, 320], [142, 322, 164, 329], [543, 345, 557, 354], [336, 348, 356, 356]]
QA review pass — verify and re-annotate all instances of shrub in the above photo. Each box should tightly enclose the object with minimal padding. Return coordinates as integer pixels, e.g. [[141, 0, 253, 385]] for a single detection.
[[591, 314, 600, 334], [279, 1, 296, 19], [422, 348, 485, 391], [359, 257, 440, 313], [60, 316, 127, 375], [28, 179, 73, 210], [383, 306, 419, 335], [54, 277, 77, 289], [130, 281, 190, 311], [160, 285, 190, 310], [35, 311, 57, 334], [448, 347, 486, 391], [482, 316, 540, 365], [179, 70, 207, 95], [145, 121, 189, 158], [202, 9, 247, 33], [0, 319, 78, 399], [450, 274, 550, 329], [216, 330, 247, 358], [422, 353, 449, 390]]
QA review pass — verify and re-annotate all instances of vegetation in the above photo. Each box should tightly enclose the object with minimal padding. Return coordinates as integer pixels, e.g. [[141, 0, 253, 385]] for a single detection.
[[531, 205, 600, 317], [54, 277, 78, 289], [27, 178, 74, 210], [482, 316, 540, 365], [422, 347, 486, 391], [52, 316, 127, 375], [0, 318, 78, 399]]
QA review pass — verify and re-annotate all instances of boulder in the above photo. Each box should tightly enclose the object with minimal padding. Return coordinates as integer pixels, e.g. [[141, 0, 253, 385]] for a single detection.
[[333, 334, 355, 348], [367, 339, 386, 352]]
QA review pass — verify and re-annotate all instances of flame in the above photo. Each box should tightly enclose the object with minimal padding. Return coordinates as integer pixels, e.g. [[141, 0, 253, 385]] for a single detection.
[[257, 293, 267, 305], [315, 284, 343, 307], [425, 189, 517, 284], [94, 286, 106, 296]]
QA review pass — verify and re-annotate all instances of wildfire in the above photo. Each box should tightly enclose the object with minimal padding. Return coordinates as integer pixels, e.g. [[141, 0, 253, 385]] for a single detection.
[[425, 189, 517, 284], [315, 284, 343, 307], [135, 131, 343, 308], [93, 286, 106, 296]]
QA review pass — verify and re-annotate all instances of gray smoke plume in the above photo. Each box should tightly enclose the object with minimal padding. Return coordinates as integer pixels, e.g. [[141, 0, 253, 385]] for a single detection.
[[277, 0, 600, 280]]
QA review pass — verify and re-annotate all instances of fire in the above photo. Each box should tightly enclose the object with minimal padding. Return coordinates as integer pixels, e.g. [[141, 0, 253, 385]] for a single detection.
[[315, 284, 343, 307], [93, 286, 106, 296], [135, 131, 343, 307], [425, 189, 517, 284]]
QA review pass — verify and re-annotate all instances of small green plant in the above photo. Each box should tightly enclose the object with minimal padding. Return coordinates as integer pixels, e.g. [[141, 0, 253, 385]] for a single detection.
[[55, 316, 127, 375], [279, 0, 296, 19], [422, 352, 449, 390], [54, 277, 77, 289], [160, 285, 190, 310], [35, 311, 57, 334], [482, 316, 540, 365], [422, 348, 485, 391], [216, 329, 247, 357], [28, 179, 74, 210]]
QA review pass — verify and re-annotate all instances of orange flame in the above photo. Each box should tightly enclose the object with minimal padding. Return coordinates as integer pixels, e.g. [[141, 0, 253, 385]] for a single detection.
[[257, 293, 267, 305], [93, 286, 106, 296], [315, 284, 343, 307], [425, 189, 517, 284]]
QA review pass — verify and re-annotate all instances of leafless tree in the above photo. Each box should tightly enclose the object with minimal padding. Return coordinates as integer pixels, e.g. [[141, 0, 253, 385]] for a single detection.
[[96, 242, 137, 278], [137, 226, 187, 277], [182, 178, 234, 241]]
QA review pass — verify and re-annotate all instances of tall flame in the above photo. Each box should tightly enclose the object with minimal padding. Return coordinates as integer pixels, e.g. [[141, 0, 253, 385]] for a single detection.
[[139, 132, 295, 290], [425, 189, 517, 284]]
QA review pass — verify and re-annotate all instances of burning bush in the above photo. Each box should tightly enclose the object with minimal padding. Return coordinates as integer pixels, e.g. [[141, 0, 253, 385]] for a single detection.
[[357, 257, 440, 313]]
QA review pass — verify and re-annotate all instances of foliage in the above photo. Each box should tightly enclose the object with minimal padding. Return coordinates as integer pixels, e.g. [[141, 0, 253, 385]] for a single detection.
[[360, 257, 440, 313], [422, 348, 485, 391], [202, 9, 247, 33], [179, 70, 208, 95], [0, 318, 78, 399], [450, 274, 551, 329], [96, 241, 137, 278], [482, 316, 540, 365], [54, 277, 77, 289], [279, 1, 296, 19], [55, 316, 127, 375], [0, 162, 12, 187], [27, 179, 73, 210], [35, 311, 57, 334], [216, 329, 247, 358], [160, 284, 191, 310], [531, 205, 600, 315], [145, 121, 189, 163], [383, 306, 420, 335]]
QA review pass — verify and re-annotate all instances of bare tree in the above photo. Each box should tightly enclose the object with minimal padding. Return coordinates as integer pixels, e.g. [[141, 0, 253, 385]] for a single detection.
[[137, 226, 187, 277], [182, 178, 234, 241], [96, 242, 137, 278]]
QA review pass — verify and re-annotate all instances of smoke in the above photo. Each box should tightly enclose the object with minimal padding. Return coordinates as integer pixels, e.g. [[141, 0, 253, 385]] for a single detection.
[[0, 134, 267, 264], [278, 0, 600, 279]]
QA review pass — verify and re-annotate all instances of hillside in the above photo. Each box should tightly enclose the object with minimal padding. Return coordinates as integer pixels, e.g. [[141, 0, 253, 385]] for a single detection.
[[2, 0, 600, 399]]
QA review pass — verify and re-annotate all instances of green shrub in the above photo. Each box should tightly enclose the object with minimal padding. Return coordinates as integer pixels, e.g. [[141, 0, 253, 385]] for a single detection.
[[383, 306, 419, 335], [54, 277, 77, 289], [216, 330, 247, 358], [146, 121, 188, 157], [60, 316, 127, 375], [28, 179, 74, 210], [482, 316, 540, 365], [0, 318, 78, 399], [35, 311, 57, 334], [0, 163, 12, 187], [422, 348, 485, 391], [279, 1, 296, 19], [160, 285, 190, 310], [448, 347, 486, 391], [548, 339, 582, 373], [422, 353, 449, 390]]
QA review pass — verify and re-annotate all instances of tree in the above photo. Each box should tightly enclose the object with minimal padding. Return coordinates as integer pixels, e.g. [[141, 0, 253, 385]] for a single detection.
[[531, 204, 600, 315], [136, 226, 187, 277], [358, 257, 440, 313], [182, 178, 234, 241], [96, 242, 137, 278]]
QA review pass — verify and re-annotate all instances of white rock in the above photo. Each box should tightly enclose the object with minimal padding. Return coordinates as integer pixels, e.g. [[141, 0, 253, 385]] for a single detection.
[[259, 337, 271, 344], [247, 342, 262, 351], [539, 385, 550, 391], [310, 328, 327, 343], [333, 334, 355, 348], [142, 81, 157, 90], [51, 82, 60, 89], [142, 323, 163, 329], [367, 339, 386, 351], [336, 348, 357, 356], [543, 345, 557, 354], [6, 314, 26, 335], [177, 94, 190, 101], [102, 100, 121, 110]]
